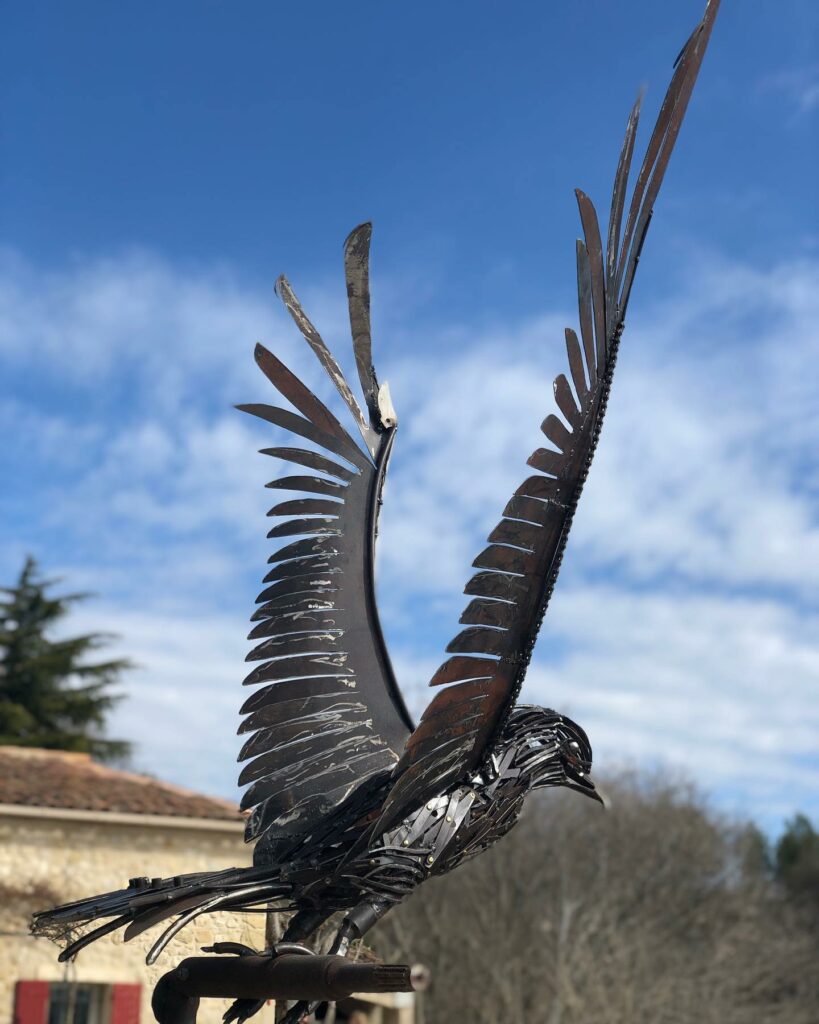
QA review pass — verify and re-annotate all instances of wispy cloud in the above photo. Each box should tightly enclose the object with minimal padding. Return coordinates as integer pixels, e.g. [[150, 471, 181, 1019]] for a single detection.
[[1, 244, 817, 830], [760, 64, 819, 119]]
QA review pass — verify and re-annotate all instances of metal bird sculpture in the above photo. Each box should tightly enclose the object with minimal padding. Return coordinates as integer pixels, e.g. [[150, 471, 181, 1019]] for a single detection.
[[34, 3, 720, 1021]]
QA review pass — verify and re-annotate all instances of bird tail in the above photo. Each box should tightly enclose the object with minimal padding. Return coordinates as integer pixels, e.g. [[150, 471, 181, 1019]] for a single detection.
[[31, 865, 293, 965]]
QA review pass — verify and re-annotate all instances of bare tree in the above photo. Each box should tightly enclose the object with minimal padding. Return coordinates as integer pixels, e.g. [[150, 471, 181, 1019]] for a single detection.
[[374, 772, 819, 1024]]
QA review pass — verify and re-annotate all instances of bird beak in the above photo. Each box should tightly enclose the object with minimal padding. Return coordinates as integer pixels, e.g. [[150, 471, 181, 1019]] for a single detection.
[[566, 774, 608, 808]]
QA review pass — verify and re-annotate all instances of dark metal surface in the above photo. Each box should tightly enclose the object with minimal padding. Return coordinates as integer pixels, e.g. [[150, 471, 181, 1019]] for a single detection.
[[235, 224, 414, 865], [151, 953, 424, 1024], [32, 3, 720, 1008]]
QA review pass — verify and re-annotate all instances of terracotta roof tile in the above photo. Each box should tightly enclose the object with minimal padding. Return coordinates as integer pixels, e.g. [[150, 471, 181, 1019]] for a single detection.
[[0, 746, 242, 821]]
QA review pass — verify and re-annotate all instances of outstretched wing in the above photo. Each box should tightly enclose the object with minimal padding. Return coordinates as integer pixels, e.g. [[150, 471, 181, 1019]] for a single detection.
[[237, 223, 413, 863], [371, 0, 721, 837]]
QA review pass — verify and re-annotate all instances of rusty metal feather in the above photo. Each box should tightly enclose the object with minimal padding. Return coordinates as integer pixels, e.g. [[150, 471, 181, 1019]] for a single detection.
[[459, 598, 517, 629], [575, 240, 597, 383], [606, 91, 642, 334], [429, 656, 497, 687], [487, 518, 539, 548], [552, 375, 581, 429], [565, 328, 589, 404], [344, 223, 379, 418], [575, 190, 607, 365]]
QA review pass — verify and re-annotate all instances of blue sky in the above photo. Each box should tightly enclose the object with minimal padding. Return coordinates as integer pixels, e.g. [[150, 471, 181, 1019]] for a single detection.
[[2, 1, 817, 833]]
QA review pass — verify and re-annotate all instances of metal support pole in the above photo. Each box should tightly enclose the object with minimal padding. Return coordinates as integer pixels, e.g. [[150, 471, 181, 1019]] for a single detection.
[[151, 954, 429, 1024]]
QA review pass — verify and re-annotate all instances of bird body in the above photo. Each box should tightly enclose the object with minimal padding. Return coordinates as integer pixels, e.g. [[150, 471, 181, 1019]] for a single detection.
[[33, 3, 721, 1010], [36, 707, 593, 964]]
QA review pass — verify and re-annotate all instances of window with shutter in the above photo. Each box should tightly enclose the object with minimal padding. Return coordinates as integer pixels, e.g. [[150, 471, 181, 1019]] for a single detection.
[[109, 984, 141, 1024], [13, 981, 138, 1024], [14, 981, 50, 1024], [46, 983, 108, 1024]]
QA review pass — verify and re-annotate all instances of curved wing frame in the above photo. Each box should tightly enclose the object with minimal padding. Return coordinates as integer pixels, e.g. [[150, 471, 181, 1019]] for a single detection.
[[370, 0, 721, 839], [237, 224, 413, 864]]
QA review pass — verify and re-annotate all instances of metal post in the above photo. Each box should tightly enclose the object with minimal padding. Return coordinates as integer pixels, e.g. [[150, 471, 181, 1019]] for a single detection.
[[151, 954, 430, 1024]]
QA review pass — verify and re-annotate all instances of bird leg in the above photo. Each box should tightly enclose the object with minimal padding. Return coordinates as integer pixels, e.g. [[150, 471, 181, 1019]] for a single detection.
[[219, 909, 332, 1024], [276, 900, 392, 1024]]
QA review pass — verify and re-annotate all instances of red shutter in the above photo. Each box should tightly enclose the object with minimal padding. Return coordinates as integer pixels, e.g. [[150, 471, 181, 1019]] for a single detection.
[[13, 981, 50, 1024], [110, 984, 141, 1024]]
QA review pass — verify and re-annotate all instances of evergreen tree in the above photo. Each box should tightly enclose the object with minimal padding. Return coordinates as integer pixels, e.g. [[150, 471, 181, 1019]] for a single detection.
[[0, 556, 132, 761], [775, 813, 819, 910]]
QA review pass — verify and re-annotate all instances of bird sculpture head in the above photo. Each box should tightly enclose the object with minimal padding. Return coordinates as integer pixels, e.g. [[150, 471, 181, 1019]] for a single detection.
[[503, 705, 604, 804]]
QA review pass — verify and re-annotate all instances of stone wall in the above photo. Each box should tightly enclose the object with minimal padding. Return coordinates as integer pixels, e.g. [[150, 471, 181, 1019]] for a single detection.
[[0, 805, 269, 1024]]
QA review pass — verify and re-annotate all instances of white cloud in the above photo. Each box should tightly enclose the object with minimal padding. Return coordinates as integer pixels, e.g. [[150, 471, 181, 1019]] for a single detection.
[[67, 604, 248, 798], [1, 244, 817, 831], [379, 254, 819, 599], [761, 64, 819, 118], [0, 246, 336, 414], [530, 587, 819, 805]]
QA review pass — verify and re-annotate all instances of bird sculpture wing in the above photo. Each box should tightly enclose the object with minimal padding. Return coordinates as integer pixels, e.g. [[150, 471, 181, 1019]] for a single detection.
[[367, 0, 721, 839], [238, 224, 414, 862]]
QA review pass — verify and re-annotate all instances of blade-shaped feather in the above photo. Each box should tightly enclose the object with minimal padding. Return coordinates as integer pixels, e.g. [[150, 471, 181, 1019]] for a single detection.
[[618, 3, 720, 316], [245, 632, 342, 663], [265, 475, 347, 498], [250, 609, 339, 633], [275, 275, 377, 454], [266, 517, 342, 539], [238, 404, 368, 469], [553, 375, 582, 429], [250, 595, 337, 623], [261, 556, 336, 586], [502, 494, 553, 523], [239, 712, 370, 762], [465, 570, 532, 602], [541, 414, 574, 453], [487, 518, 539, 549], [267, 537, 340, 565], [528, 447, 565, 478], [472, 544, 534, 575], [259, 447, 356, 482], [344, 223, 379, 417], [266, 498, 343, 518], [459, 598, 517, 630], [247, 610, 342, 639], [565, 328, 589, 405], [514, 476, 571, 502], [575, 240, 597, 383], [255, 572, 341, 605], [429, 656, 497, 688], [606, 91, 642, 335], [575, 190, 607, 364], [239, 679, 360, 716], [446, 626, 510, 657], [254, 344, 358, 449], [240, 695, 366, 735]]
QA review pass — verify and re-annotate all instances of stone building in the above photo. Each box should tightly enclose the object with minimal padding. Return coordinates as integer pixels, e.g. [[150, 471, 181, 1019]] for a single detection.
[[0, 747, 414, 1024]]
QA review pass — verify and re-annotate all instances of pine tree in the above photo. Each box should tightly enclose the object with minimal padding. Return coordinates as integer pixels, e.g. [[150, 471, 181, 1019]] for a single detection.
[[0, 556, 132, 762], [775, 813, 819, 910]]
